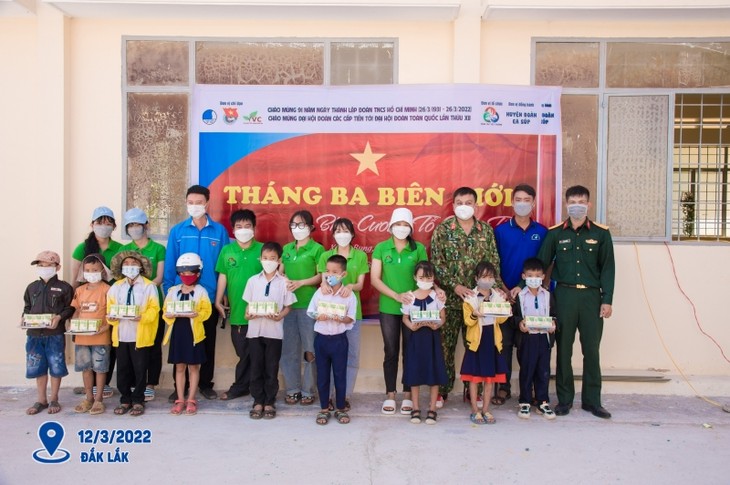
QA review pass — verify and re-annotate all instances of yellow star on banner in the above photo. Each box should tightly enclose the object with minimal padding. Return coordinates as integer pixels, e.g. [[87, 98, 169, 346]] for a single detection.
[[350, 142, 385, 175]]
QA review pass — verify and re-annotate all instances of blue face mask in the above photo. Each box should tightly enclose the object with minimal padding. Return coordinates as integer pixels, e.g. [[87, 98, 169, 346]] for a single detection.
[[326, 275, 341, 286]]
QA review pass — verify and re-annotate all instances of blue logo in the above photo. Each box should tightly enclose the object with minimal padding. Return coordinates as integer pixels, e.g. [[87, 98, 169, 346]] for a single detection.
[[202, 109, 217, 125], [33, 421, 70, 464]]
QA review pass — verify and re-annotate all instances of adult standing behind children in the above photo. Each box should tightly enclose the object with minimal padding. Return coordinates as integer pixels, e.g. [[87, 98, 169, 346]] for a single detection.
[[492, 184, 547, 406], [120, 208, 166, 402], [537, 185, 615, 419], [430, 187, 503, 407], [214, 209, 263, 401], [163, 185, 230, 401], [371, 208, 428, 416]]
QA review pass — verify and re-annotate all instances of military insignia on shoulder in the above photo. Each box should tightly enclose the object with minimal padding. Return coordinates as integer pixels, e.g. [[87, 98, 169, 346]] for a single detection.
[[549, 222, 563, 230], [593, 222, 609, 230]]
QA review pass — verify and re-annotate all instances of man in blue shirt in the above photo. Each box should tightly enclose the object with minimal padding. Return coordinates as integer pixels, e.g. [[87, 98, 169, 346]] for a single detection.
[[493, 184, 547, 406], [164, 185, 230, 400]]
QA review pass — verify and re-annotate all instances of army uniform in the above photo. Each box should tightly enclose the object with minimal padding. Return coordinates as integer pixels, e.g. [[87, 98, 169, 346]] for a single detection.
[[430, 216, 502, 396], [537, 218, 615, 409]]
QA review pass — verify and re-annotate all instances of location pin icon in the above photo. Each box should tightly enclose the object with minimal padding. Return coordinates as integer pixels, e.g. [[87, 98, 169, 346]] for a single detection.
[[38, 422, 64, 456]]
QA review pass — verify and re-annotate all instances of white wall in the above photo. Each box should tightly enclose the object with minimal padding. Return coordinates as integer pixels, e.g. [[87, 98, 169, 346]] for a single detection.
[[1, 11, 728, 396]]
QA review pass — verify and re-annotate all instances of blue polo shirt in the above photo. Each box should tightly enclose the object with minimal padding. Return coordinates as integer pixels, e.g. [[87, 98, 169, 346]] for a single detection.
[[163, 215, 230, 296], [494, 217, 548, 289]]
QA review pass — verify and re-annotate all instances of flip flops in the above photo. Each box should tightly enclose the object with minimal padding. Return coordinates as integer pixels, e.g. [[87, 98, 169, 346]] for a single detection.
[[74, 399, 93, 413]]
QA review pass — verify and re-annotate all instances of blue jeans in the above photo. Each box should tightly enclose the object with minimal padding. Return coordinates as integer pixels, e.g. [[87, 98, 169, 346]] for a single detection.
[[281, 308, 315, 397], [26, 334, 68, 379], [329, 319, 361, 399], [315, 332, 348, 410]]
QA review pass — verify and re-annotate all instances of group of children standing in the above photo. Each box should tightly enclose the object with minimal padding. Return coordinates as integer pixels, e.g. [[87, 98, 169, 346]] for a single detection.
[[22, 202, 557, 426]]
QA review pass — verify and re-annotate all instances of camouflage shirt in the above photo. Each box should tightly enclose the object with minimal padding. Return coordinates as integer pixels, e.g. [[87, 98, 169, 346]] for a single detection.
[[430, 216, 502, 296]]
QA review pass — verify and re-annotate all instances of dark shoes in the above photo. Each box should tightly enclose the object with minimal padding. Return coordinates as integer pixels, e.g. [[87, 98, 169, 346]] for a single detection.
[[200, 388, 218, 400], [582, 404, 611, 419], [554, 403, 573, 416]]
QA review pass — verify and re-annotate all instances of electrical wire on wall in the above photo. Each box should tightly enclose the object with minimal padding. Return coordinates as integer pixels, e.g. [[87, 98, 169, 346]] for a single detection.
[[633, 242, 728, 409]]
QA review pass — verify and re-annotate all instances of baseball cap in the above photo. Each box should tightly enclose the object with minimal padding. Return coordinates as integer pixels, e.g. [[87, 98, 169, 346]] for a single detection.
[[92, 206, 115, 221], [31, 250, 60, 266], [124, 207, 148, 226]]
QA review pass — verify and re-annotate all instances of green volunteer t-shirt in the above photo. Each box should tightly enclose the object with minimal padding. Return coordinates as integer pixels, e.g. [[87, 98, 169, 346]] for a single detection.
[[122, 239, 166, 302], [372, 237, 428, 315], [72, 240, 124, 266], [317, 246, 370, 320], [282, 238, 324, 309], [215, 240, 263, 325]]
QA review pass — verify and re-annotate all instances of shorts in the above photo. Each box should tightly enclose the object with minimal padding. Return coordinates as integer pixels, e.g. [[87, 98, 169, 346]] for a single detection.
[[74, 344, 111, 373], [26, 334, 68, 379]]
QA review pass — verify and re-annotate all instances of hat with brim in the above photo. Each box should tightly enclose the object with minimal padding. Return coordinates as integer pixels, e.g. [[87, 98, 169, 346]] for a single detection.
[[110, 250, 152, 279]]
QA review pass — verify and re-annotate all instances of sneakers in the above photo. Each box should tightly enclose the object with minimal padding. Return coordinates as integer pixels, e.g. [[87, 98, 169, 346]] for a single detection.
[[537, 402, 557, 420], [518, 403, 531, 419]]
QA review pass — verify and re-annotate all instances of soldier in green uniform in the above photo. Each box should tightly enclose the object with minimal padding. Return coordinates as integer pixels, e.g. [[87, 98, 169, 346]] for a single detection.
[[430, 187, 504, 406], [537, 185, 615, 419]]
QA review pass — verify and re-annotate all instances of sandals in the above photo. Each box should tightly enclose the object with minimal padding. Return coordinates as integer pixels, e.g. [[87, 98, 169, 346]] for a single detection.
[[334, 410, 350, 424], [144, 387, 155, 402], [74, 399, 93, 413], [400, 399, 414, 415], [129, 404, 145, 416], [470, 412, 486, 425], [410, 409, 422, 424], [425, 410, 437, 425], [26, 402, 49, 415], [436, 394, 445, 409], [316, 411, 331, 425], [483, 411, 496, 424], [114, 404, 131, 415], [263, 406, 276, 419], [48, 400, 61, 414], [381, 399, 396, 415], [185, 400, 198, 416], [491, 389, 511, 406], [250, 405, 264, 420], [328, 399, 351, 412], [89, 401, 105, 415], [300, 395, 315, 406], [171, 400, 185, 415], [285, 392, 302, 405]]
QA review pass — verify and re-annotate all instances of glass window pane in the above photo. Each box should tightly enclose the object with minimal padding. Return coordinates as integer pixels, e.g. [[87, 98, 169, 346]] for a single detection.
[[605, 95, 669, 238], [127, 93, 189, 236], [126, 40, 189, 86], [195, 42, 324, 85], [561, 95, 599, 219], [330, 42, 394, 85], [607, 42, 730, 88], [534, 42, 599, 88]]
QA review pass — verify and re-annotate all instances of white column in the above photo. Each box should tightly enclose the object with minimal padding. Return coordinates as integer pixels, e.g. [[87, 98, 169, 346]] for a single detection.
[[453, 0, 483, 83]]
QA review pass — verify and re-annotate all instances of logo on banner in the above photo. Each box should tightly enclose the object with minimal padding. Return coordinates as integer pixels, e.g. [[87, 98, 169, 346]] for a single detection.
[[202, 109, 217, 125], [242, 111, 263, 124], [483, 106, 500, 124], [223, 107, 239, 124]]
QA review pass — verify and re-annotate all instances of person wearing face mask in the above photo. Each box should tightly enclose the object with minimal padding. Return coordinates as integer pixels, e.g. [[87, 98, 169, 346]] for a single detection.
[[70, 206, 122, 289], [317, 218, 369, 410], [492, 184, 548, 407], [371, 208, 428, 415], [214, 209, 263, 401], [537, 185, 615, 419], [22, 251, 75, 416], [107, 251, 160, 416], [121, 208, 166, 402], [281, 210, 324, 406], [163, 185, 230, 402], [430, 187, 504, 408]]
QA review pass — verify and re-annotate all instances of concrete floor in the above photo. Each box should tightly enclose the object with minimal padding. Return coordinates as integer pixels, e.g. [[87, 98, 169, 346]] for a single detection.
[[1, 386, 728, 484]]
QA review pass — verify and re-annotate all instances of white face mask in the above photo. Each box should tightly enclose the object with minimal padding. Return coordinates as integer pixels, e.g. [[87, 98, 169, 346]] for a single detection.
[[234, 228, 254, 244], [291, 226, 311, 241], [416, 280, 434, 290], [84, 272, 103, 284], [187, 204, 207, 219], [37, 266, 57, 281], [122, 265, 141, 279], [391, 226, 411, 240], [93, 224, 113, 239], [477, 278, 495, 290], [454, 204, 475, 221], [513, 201, 533, 217], [567, 203, 588, 220], [127, 226, 145, 241], [525, 277, 544, 289], [261, 260, 279, 274], [334, 232, 353, 248]]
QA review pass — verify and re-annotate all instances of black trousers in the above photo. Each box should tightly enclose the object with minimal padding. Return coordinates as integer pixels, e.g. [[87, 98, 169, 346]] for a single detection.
[[249, 337, 282, 406], [227, 324, 251, 396], [116, 342, 151, 405], [146, 313, 165, 386], [379, 312, 412, 394]]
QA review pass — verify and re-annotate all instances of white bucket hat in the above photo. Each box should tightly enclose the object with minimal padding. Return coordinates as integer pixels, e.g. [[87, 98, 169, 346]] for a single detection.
[[389, 208, 414, 231]]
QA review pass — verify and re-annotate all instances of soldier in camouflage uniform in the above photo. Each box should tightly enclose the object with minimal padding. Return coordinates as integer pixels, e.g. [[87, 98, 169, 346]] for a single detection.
[[537, 185, 615, 419], [430, 187, 503, 404]]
